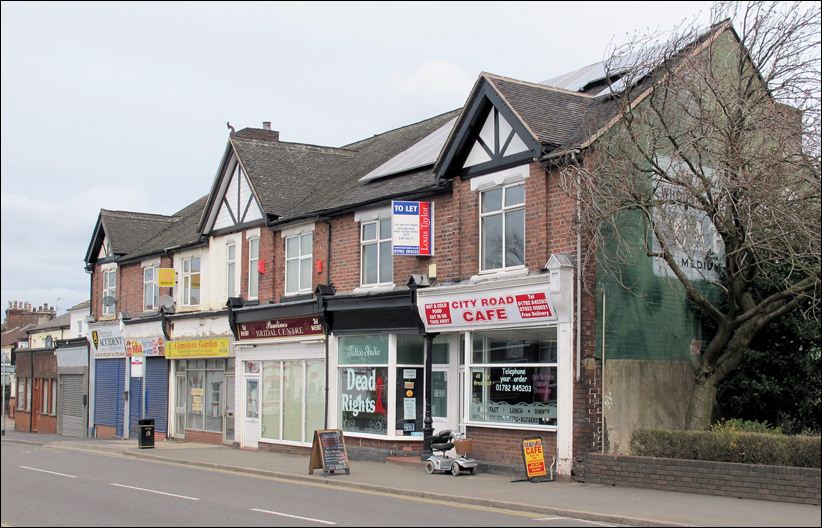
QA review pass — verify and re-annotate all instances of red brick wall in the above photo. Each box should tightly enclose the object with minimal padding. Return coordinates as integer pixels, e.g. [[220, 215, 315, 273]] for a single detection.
[[183, 429, 224, 444], [241, 228, 275, 302], [467, 426, 558, 470], [328, 213, 360, 292], [96, 425, 117, 439], [91, 263, 103, 319], [15, 410, 31, 433], [118, 262, 143, 315]]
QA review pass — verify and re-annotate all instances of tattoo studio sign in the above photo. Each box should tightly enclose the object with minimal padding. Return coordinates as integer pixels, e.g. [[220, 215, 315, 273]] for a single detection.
[[418, 283, 557, 332]]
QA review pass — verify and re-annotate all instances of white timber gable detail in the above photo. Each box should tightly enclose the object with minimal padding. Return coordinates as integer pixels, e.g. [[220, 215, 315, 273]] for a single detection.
[[98, 235, 112, 259], [463, 106, 529, 168], [212, 158, 264, 231]]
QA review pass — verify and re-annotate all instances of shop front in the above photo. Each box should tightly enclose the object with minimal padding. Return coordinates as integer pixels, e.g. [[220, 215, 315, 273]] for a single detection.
[[229, 300, 326, 450], [415, 256, 576, 474], [55, 337, 89, 437], [13, 348, 58, 434], [123, 322, 169, 440], [322, 289, 444, 459], [89, 322, 127, 438], [166, 332, 234, 444]]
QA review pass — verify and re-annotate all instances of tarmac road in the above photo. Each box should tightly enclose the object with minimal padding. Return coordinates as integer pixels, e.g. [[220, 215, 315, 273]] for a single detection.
[[1, 442, 618, 527]]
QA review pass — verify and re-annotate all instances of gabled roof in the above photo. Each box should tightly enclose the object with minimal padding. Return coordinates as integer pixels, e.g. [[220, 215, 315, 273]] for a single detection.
[[85, 209, 178, 265], [119, 196, 209, 263]]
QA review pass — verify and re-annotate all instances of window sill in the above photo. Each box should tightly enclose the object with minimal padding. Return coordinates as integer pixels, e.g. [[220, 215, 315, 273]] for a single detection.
[[470, 266, 528, 282], [464, 421, 557, 432], [352, 283, 395, 294], [282, 292, 313, 301]]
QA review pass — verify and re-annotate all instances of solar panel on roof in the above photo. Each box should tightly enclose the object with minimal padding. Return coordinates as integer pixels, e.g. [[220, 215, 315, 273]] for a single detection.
[[359, 117, 458, 182]]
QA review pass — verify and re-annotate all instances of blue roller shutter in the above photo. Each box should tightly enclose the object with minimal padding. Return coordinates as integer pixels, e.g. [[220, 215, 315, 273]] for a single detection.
[[128, 375, 142, 437], [146, 358, 169, 433], [94, 358, 125, 437]]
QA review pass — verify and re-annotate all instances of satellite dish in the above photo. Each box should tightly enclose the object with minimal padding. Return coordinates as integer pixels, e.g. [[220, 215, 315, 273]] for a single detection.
[[159, 295, 175, 310], [102, 296, 117, 307]]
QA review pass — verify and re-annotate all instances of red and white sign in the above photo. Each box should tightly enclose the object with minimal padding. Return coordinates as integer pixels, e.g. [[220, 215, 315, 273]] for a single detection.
[[418, 284, 556, 332]]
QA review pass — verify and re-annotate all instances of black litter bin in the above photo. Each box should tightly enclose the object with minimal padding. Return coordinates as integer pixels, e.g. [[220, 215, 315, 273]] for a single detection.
[[138, 418, 155, 449]]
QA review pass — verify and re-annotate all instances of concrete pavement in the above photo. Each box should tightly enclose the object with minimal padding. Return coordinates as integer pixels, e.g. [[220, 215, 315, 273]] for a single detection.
[[2, 427, 820, 527]]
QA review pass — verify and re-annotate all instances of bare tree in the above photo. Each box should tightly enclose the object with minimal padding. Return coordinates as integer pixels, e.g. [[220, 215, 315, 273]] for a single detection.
[[562, 1, 821, 429]]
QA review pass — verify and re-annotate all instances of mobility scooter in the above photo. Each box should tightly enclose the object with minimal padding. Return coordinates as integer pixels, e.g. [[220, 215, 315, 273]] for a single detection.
[[424, 430, 478, 476]]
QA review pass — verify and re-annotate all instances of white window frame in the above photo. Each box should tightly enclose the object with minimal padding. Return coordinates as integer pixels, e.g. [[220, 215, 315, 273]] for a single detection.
[[51, 379, 58, 415], [284, 232, 313, 295], [360, 218, 393, 287], [182, 256, 201, 307], [17, 378, 25, 410], [143, 266, 159, 311], [42, 379, 49, 414], [248, 237, 259, 299], [26, 377, 32, 411], [226, 242, 237, 298], [102, 269, 117, 316], [464, 328, 558, 431], [479, 182, 526, 273]]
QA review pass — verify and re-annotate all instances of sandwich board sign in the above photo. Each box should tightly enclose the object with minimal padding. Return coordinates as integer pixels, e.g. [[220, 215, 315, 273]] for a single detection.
[[309, 429, 351, 475], [518, 436, 551, 482]]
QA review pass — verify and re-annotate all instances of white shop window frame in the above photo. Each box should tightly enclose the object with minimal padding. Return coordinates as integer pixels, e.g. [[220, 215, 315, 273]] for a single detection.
[[353, 206, 394, 292], [101, 265, 117, 316], [331, 333, 426, 442], [462, 327, 559, 432]]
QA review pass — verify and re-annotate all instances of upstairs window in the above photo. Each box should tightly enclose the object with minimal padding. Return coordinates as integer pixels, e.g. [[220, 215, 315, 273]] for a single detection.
[[480, 183, 525, 271], [285, 233, 313, 295], [226, 243, 237, 298], [248, 237, 259, 299], [361, 218, 392, 286], [182, 257, 201, 306], [143, 266, 159, 311], [102, 269, 117, 316]]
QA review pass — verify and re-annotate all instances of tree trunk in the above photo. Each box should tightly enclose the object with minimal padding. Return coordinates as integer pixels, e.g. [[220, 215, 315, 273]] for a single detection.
[[686, 374, 718, 430]]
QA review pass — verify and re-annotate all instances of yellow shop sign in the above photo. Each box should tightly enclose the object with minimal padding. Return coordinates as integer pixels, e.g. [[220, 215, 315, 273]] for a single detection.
[[158, 268, 176, 287], [165, 337, 230, 358]]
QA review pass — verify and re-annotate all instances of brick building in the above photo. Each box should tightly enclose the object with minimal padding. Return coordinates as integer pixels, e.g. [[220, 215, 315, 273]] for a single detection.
[[81, 21, 747, 475]]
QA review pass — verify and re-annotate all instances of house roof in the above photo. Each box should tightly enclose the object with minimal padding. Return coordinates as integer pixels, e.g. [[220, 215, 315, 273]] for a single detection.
[[67, 300, 90, 312], [100, 210, 179, 256], [1, 323, 36, 348], [119, 196, 209, 263], [28, 312, 71, 333]]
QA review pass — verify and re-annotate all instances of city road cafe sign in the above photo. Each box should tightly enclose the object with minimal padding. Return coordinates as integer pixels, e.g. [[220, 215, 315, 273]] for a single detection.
[[237, 316, 324, 341], [417, 283, 557, 332]]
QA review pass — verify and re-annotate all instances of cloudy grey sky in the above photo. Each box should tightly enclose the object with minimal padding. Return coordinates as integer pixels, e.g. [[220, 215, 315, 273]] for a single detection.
[[1, 1, 713, 315]]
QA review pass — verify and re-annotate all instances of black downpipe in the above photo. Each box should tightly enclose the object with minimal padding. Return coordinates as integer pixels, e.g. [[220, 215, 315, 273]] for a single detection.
[[319, 218, 333, 429], [29, 350, 34, 433], [86, 266, 94, 437]]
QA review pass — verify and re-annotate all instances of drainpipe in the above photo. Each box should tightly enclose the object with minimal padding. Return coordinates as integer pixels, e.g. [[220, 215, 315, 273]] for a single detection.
[[571, 151, 582, 382], [601, 286, 607, 454], [318, 218, 333, 430]]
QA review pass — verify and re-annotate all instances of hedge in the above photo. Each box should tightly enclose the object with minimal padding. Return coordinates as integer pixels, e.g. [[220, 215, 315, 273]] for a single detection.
[[630, 429, 821, 468]]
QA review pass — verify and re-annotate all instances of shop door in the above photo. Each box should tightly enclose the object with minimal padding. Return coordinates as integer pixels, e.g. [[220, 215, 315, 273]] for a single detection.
[[431, 367, 449, 434], [243, 376, 260, 447], [224, 374, 235, 445], [31, 379, 41, 432], [174, 373, 186, 438]]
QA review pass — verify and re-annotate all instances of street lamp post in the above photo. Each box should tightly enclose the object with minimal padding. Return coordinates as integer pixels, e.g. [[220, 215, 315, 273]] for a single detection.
[[421, 333, 436, 460]]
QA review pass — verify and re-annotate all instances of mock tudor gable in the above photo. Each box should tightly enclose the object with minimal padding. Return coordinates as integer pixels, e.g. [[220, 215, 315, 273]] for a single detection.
[[436, 74, 542, 180], [198, 140, 265, 236]]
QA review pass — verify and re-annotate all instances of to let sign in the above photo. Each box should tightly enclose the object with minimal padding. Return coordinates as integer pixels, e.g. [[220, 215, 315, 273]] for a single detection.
[[417, 283, 556, 332], [237, 316, 324, 341], [392, 201, 433, 256]]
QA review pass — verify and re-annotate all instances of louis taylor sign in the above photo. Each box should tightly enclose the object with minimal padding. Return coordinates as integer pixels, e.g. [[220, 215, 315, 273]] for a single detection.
[[418, 284, 556, 332], [392, 201, 433, 256]]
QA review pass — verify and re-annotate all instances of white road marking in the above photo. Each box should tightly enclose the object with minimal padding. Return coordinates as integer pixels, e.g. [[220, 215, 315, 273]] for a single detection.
[[534, 517, 616, 526], [250, 508, 337, 525], [109, 483, 199, 501], [19, 466, 78, 479]]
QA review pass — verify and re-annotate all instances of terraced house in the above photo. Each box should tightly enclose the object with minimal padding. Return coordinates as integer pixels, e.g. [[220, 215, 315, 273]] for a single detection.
[[82, 20, 757, 475]]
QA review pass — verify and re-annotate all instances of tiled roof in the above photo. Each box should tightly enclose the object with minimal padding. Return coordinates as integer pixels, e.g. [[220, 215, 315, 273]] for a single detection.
[[120, 196, 209, 262], [100, 210, 178, 256], [67, 300, 90, 311], [28, 312, 72, 332], [1, 324, 36, 348]]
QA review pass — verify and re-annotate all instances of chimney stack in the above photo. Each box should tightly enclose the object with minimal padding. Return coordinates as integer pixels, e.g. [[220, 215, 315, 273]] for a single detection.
[[262, 121, 271, 130]]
